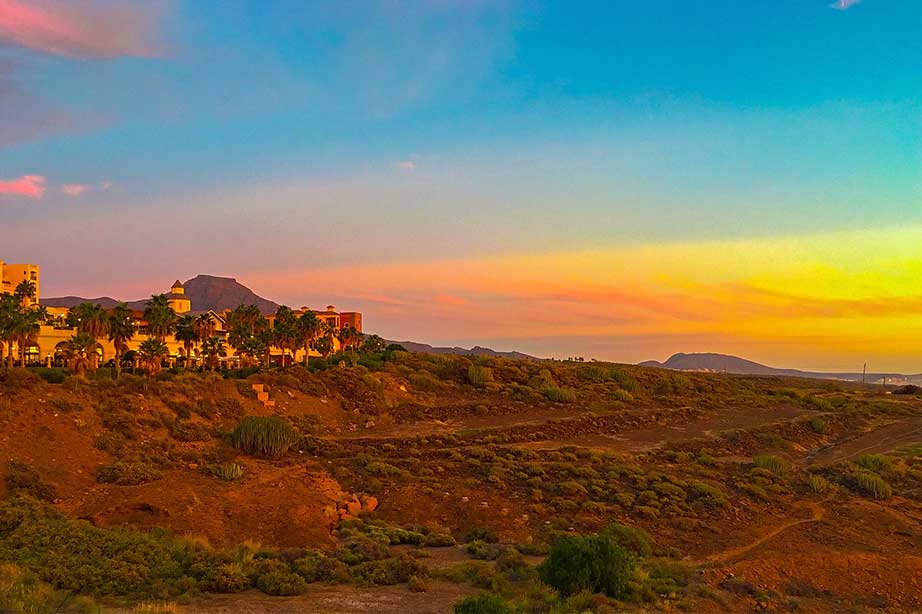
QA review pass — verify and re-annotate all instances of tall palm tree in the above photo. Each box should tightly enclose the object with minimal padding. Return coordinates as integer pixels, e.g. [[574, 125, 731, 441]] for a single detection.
[[11, 306, 45, 368], [272, 306, 299, 365], [13, 280, 36, 308], [138, 338, 169, 376], [69, 303, 109, 370], [61, 332, 99, 377], [107, 303, 135, 377], [194, 313, 216, 341], [0, 294, 19, 368], [337, 324, 361, 364], [143, 294, 176, 341], [298, 310, 320, 367], [174, 315, 199, 369]]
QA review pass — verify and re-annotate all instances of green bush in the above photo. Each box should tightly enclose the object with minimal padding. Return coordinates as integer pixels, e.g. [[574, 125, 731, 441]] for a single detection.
[[253, 559, 307, 596], [409, 371, 441, 391], [602, 523, 652, 557], [804, 396, 833, 411], [33, 368, 68, 384], [855, 454, 894, 476], [542, 387, 577, 403], [204, 562, 250, 593], [464, 526, 499, 544], [0, 562, 97, 613], [453, 594, 515, 614], [231, 416, 297, 458], [752, 455, 788, 476], [537, 531, 635, 597], [850, 471, 892, 500], [209, 463, 244, 481], [808, 475, 830, 494], [350, 554, 425, 586], [467, 366, 494, 387], [95, 461, 162, 486], [294, 551, 350, 583], [808, 417, 830, 435], [612, 389, 634, 402], [4, 462, 56, 502]]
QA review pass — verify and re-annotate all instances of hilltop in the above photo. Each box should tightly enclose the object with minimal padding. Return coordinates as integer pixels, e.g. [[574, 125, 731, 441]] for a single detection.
[[42, 274, 281, 314]]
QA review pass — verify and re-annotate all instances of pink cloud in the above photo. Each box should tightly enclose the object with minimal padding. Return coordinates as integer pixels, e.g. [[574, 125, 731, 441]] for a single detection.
[[0, 174, 45, 199], [0, 0, 167, 59], [398, 160, 417, 171], [61, 183, 89, 196], [829, 0, 862, 10]]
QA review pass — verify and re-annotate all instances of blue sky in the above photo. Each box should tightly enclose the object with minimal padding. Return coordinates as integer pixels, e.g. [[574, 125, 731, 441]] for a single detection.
[[2, 0, 921, 366]]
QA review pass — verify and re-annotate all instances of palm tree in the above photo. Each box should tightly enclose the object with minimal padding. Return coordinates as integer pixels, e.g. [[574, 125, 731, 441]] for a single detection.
[[272, 306, 299, 365], [362, 334, 385, 353], [298, 310, 320, 367], [13, 280, 36, 307], [337, 325, 360, 366], [138, 338, 169, 376], [107, 303, 136, 377], [61, 332, 98, 378], [11, 306, 45, 368], [0, 294, 19, 368], [174, 315, 199, 369], [69, 303, 109, 370], [143, 294, 176, 341], [200, 336, 227, 371], [194, 313, 216, 341]]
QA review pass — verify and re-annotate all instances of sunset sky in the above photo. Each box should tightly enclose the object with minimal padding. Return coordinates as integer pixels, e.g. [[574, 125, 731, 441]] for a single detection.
[[2, 1, 921, 370]]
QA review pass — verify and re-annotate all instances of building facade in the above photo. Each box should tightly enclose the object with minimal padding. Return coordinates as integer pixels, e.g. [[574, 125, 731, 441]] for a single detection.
[[0, 261, 40, 307]]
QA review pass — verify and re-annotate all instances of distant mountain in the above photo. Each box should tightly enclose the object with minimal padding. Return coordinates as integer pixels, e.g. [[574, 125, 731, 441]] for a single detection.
[[640, 352, 920, 384], [182, 275, 279, 314], [42, 275, 280, 315], [388, 340, 540, 361]]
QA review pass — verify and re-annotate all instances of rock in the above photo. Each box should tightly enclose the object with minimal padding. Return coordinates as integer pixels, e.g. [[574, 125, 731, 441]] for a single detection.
[[339, 513, 357, 522], [347, 500, 362, 515], [363, 496, 379, 512]]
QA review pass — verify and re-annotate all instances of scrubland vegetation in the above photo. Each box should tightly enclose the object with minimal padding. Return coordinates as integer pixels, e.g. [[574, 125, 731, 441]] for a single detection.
[[1, 347, 922, 611]]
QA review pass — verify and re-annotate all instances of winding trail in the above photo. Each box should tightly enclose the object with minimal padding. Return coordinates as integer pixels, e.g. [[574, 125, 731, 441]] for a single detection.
[[703, 502, 825, 565]]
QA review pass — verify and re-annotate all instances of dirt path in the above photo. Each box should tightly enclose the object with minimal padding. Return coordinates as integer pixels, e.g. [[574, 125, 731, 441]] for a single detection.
[[702, 502, 825, 565], [807, 417, 922, 467]]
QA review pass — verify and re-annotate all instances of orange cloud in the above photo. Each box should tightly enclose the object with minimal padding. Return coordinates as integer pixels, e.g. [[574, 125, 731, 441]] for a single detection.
[[0, 174, 45, 199], [0, 0, 167, 58]]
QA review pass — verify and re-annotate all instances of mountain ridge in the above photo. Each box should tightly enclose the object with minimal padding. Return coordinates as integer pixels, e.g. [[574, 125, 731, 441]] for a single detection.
[[640, 352, 920, 384]]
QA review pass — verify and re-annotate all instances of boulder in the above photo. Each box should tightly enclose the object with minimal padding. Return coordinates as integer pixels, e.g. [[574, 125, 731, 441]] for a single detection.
[[347, 500, 362, 515], [363, 496, 379, 512]]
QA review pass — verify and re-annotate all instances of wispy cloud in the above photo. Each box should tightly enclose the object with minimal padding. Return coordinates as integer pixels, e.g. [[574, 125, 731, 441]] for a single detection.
[[0, 0, 168, 59], [398, 160, 417, 171], [829, 0, 863, 10], [0, 174, 46, 199], [61, 183, 89, 196]]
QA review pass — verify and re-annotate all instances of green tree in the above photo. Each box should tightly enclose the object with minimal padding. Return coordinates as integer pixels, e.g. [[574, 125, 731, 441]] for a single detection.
[[337, 324, 360, 365], [361, 334, 386, 353], [68, 303, 109, 370], [0, 294, 20, 368], [138, 338, 169, 376], [537, 531, 635, 598], [143, 294, 176, 341], [13, 280, 36, 307], [107, 303, 136, 377], [174, 315, 199, 369], [10, 306, 45, 368]]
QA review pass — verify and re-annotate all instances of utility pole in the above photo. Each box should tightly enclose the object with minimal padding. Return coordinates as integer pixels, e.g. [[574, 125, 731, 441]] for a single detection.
[[862, 363, 867, 385]]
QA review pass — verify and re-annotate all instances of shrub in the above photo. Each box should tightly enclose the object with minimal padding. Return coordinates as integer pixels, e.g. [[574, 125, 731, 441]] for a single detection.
[[408, 574, 430, 592], [467, 366, 494, 387], [209, 463, 244, 481], [170, 420, 212, 442], [808, 417, 830, 435], [294, 551, 350, 583], [612, 389, 634, 402], [752, 455, 788, 476], [253, 560, 306, 596], [453, 594, 515, 614], [804, 396, 833, 411], [422, 532, 456, 547], [231, 417, 297, 458], [850, 471, 892, 500], [204, 563, 250, 593], [855, 454, 894, 476], [350, 554, 424, 586], [542, 387, 577, 403], [521, 580, 559, 613], [464, 526, 499, 544], [601, 523, 652, 557], [537, 532, 634, 597], [4, 462, 56, 502], [409, 371, 441, 392], [33, 368, 68, 384], [0, 562, 97, 613], [808, 475, 830, 494], [95, 461, 162, 486]]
